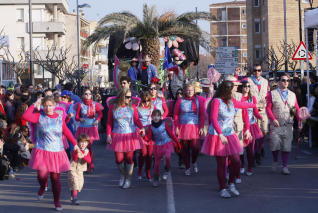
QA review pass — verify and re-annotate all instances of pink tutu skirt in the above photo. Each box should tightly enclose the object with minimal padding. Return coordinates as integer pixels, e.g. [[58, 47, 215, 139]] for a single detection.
[[28, 148, 70, 173], [137, 127, 154, 146], [250, 123, 263, 140], [201, 134, 243, 156], [76, 126, 99, 142], [178, 124, 199, 140], [153, 141, 175, 158], [62, 136, 69, 149], [108, 132, 143, 152]]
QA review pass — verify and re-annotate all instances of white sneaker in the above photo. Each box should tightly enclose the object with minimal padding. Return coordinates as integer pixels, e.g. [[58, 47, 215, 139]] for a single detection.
[[229, 183, 240, 196], [282, 167, 291, 175], [37, 195, 44, 200], [45, 187, 48, 192], [246, 171, 253, 176], [272, 162, 278, 172], [219, 189, 231, 198], [119, 175, 125, 187], [55, 206, 63, 211], [240, 168, 245, 174], [122, 179, 131, 189], [185, 169, 191, 176], [162, 172, 168, 180], [193, 163, 199, 174], [235, 178, 242, 184], [137, 176, 143, 181]]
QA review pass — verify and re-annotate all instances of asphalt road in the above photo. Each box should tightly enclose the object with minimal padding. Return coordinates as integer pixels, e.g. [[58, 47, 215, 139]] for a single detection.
[[1, 139, 318, 213]]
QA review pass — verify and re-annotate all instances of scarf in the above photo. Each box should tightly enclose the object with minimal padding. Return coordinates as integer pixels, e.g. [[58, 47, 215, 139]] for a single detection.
[[251, 76, 262, 86], [83, 99, 95, 118], [185, 96, 198, 114], [152, 120, 162, 128], [278, 88, 288, 103], [142, 65, 148, 71]]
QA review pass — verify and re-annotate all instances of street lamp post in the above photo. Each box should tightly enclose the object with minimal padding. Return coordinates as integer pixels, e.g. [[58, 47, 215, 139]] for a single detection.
[[283, 0, 288, 73], [29, 0, 34, 85], [76, 1, 90, 73]]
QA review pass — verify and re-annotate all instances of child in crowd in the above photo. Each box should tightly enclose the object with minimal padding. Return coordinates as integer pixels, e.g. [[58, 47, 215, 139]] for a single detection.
[[68, 134, 91, 205], [144, 110, 181, 187], [0, 136, 10, 180]]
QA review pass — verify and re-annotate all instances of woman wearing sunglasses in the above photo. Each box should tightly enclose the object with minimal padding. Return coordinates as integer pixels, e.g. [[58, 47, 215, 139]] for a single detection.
[[174, 83, 205, 176], [137, 92, 154, 181], [75, 88, 103, 173], [149, 83, 168, 118], [239, 81, 263, 176], [106, 88, 145, 189]]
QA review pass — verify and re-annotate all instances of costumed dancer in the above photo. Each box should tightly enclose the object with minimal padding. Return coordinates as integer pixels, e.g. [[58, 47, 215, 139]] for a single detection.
[[137, 92, 154, 181], [68, 134, 91, 205], [149, 82, 169, 118], [266, 73, 301, 175], [201, 80, 256, 198], [168, 60, 189, 100], [240, 80, 263, 176], [22, 96, 78, 211], [174, 83, 205, 176], [247, 64, 270, 165], [75, 89, 103, 173], [144, 110, 181, 187], [106, 89, 145, 189]]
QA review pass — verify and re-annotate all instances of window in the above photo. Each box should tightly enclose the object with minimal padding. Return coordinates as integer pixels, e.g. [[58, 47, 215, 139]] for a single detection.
[[32, 9, 43, 22], [17, 9, 24, 22], [221, 38, 227, 47], [241, 38, 247, 43], [242, 24, 247, 29], [254, 0, 260, 7], [263, 19, 266, 32], [255, 45, 261, 59], [242, 9, 245, 15], [221, 9, 226, 21], [243, 52, 248, 57], [17, 37, 25, 50], [221, 23, 227, 35], [254, 19, 260, 34], [302, 0, 309, 3]]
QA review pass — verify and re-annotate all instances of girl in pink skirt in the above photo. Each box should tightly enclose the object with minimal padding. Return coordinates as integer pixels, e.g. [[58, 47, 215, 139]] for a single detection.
[[240, 81, 263, 176], [106, 88, 145, 189], [149, 83, 169, 118], [137, 92, 154, 181], [22, 96, 78, 211], [201, 80, 255, 198], [75, 88, 103, 172], [144, 110, 181, 187], [174, 83, 205, 176]]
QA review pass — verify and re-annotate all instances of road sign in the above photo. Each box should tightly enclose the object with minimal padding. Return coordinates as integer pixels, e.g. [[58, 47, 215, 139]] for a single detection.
[[214, 47, 238, 74], [292, 41, 312, 60], [82, 63, 89, 69]]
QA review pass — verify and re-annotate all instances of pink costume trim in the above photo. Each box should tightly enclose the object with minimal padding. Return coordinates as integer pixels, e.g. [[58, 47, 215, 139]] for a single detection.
[[153, 141, 175, 158], [201, 134, 243, 156], [108, 132, 143, 152]]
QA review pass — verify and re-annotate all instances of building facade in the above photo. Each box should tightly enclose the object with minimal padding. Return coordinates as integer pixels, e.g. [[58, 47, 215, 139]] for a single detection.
[[246, 0, 318, 72], [210, 1, 247, 69]]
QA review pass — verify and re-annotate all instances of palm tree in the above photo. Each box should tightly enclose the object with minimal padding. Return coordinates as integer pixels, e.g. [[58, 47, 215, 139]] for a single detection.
[[85, 4, 213, 67]]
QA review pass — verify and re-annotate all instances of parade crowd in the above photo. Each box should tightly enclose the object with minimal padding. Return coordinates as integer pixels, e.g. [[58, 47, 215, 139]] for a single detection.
[[0, 56, 318, 211]]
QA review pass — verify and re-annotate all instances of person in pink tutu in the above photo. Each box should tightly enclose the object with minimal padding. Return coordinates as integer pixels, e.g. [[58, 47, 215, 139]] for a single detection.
[[149, 83, 169, 118], [240, 80, 263, 176], [144, 110, 181, 187], [174, 83, 205, 176], [106, 88, 145, 189], [22, 96, 78, 211], [75, 88, 103, 173], [201, 80, 256, 198], [137, 92, 154, 181]]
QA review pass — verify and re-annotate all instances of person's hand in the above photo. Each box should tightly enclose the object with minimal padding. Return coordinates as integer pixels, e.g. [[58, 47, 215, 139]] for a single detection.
[[139, 128, 145, 137], [80, 118, 85, 122], [298, 121, 303, 130], [175, 127, 180, 137], [84, 149, 89, 156], [219, 134, 228, 144], [199, 128, 204, 136], [73, 144, 80, 151], [34, 98, 42, 111], [67, 113, 74, 118], [106, 135, 112, 144], [244, 130, 252, 141], [174, 141, 181, 153], [25, 143, 29, 151], [94, 120, 99, 126], [273, 119, 280, 127]]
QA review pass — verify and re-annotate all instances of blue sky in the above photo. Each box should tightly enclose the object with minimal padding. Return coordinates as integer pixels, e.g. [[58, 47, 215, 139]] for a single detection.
[[67, 0, 233, 32]]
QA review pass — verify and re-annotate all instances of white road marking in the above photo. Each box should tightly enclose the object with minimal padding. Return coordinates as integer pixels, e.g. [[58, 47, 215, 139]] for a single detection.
[[166, 172, 176, 213]]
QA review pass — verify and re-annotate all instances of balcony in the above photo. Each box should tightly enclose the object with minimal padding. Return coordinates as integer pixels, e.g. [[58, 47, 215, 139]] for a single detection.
[[29, 22, 66, 35]]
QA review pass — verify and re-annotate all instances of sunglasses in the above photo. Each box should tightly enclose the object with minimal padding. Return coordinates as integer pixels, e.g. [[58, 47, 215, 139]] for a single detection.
[[281, 79, 290, 83], [125, 96, 132, 99], [84, 93, 91, 95], [253, 69, 262, 72], [149, 87, 157, 91], [243, 85, 250, 88]]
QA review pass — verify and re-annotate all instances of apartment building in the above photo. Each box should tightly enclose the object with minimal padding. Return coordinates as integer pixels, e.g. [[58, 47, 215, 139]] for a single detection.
[[246, 0, 318, 71], [210, 1, 247, 69], [0, 0, 69, 84]]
